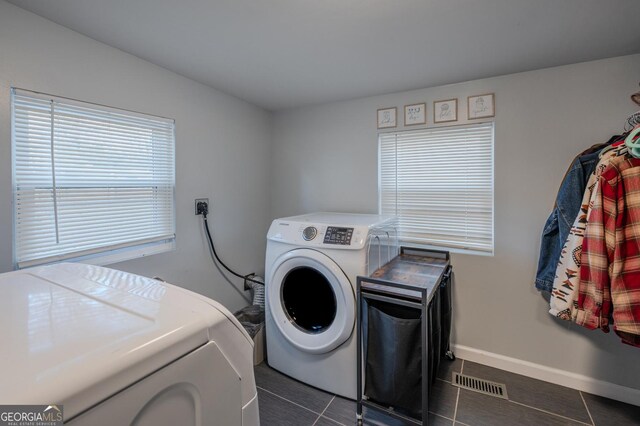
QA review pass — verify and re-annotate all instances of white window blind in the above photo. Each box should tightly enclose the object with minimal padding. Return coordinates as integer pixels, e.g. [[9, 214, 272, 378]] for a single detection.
[[379, 122, 494, 254], [12, 89, 176, 268]]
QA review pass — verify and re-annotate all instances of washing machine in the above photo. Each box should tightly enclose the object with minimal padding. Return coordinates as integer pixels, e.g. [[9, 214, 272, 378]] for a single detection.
[[0, 263, 259, 425], [265, 212, 397, 399]]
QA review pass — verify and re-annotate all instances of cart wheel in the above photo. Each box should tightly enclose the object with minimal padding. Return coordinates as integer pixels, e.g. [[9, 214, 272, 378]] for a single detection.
[[445, 350, 456, 361]]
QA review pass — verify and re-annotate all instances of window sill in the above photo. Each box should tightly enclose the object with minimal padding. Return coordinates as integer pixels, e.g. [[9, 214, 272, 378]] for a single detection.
[[17, 239, 176, 270]]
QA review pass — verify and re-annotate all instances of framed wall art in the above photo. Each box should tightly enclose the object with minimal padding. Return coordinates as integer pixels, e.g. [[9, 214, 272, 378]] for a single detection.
[[404, 103, 426, 126], [433, 99, 458, 123], [468, 93, 495, 119], [377, 107, 397, 129]]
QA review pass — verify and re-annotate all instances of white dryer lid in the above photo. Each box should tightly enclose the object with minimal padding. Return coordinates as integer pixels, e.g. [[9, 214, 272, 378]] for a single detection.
[[0, 263, 245, 419]]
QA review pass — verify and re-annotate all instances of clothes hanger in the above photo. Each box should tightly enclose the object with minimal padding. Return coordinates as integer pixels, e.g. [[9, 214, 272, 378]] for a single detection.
[[626, 111, 640, 131], [624, 125, 640, 158], [599, 143, 617, 158], [597, 88, 639, 157]]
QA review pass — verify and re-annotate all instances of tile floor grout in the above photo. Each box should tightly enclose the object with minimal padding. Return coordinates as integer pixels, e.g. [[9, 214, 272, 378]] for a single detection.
[[256, 385, 324, 416], [451, 359, 464, 424], [431, 411, 455, 421], [579, 391, 596, 426], [508, 399, 593, 426], [316, 415, 344, 426], [452, 388, 461, 423], [311, 395, 336, 426]]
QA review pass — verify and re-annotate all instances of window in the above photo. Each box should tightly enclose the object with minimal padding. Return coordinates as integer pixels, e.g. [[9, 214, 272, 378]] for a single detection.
[[12, 89, 176, 268], [379, 122, 494, 255]]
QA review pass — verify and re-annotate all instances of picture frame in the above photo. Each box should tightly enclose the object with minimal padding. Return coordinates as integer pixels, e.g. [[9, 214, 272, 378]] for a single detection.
[[433, 99, 458, 123], [404, 103, 426, 126], [377, 107, 397, 129], [467, 93, 495, 119]]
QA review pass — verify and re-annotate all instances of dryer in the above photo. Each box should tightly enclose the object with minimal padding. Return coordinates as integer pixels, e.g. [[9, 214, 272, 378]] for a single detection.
[[265, 212, 397, 399], [0, 263, 259, 426]]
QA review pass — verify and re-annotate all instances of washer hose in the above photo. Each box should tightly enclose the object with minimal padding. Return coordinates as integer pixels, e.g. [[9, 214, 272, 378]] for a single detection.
[[202, 212, 264, 305]]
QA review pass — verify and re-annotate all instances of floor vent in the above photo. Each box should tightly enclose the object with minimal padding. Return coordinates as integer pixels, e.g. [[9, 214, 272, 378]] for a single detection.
[[452, 372, 508, 400]]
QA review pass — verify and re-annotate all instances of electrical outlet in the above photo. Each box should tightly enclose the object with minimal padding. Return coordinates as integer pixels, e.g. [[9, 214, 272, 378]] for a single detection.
[[195, 198, 209, 215]]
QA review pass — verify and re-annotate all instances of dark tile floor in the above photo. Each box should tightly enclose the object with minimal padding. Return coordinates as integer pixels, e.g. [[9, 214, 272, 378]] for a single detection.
[[255, 358, 640, 426]]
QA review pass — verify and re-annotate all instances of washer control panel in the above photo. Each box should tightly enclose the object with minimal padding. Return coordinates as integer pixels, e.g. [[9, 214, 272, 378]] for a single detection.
[[268, 218, 379, 250], [323, 227, 354, 245], [302, 226, 318, 241]]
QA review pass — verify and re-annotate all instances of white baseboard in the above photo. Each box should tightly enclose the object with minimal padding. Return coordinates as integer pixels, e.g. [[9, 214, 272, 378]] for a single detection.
[[452, 344, 640, 407]]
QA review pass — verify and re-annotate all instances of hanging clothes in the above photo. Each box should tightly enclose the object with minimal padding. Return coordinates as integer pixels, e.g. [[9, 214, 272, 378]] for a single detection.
[[538, 90, 640, 347], [534, 137, 622, 292], [534, 150, 602, 292], [576, 154, 640, 347], [549, 148, 621, 320]]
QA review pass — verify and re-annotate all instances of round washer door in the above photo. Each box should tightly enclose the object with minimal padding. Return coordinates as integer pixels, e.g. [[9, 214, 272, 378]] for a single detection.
[[268, 249, 355, 354]]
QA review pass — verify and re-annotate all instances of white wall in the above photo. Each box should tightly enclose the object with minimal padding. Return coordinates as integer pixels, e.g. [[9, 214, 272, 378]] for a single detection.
[[0, 1, 272, 312], [272, 54, 640, 392]]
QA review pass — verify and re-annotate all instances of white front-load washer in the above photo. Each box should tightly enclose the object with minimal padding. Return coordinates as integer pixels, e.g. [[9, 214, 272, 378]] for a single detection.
[[265, 212, 397, 399]]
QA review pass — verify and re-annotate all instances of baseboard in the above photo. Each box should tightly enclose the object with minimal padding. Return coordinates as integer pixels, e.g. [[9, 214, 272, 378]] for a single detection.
[[452, 344, 640, 407]]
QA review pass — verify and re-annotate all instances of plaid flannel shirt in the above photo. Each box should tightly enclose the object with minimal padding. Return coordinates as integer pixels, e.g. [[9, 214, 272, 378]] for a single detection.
[[576, 155, 640, 347]]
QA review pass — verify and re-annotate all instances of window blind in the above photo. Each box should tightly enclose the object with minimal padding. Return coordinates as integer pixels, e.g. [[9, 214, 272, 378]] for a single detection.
[[12, 89, 176, 268], [379, 122, 494, 254]]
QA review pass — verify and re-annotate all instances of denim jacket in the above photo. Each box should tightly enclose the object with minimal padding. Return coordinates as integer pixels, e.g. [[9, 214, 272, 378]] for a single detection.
[[535, 151, 601, 292]]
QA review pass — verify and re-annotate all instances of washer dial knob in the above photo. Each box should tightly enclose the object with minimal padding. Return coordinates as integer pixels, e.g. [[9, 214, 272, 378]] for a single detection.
[[302, 226, 318, 241]]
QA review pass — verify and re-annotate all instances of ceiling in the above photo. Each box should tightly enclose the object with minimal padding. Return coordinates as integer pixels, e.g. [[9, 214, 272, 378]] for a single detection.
[[8, 0, 640, 111]]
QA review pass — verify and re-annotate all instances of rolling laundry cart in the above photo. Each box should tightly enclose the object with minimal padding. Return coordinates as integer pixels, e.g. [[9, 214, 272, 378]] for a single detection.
[[356, 247, 454, 426]]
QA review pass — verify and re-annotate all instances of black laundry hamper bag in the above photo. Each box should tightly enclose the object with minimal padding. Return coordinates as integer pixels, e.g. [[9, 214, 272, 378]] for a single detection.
[[428, 287, 442, 388], [363, 267, 453, 420], [440, 268, 453, 357], [364, 300, 423, 418]]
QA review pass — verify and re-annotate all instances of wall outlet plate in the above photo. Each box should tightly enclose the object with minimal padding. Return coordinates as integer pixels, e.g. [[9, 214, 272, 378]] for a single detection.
[[195, 198, 209, 215]]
